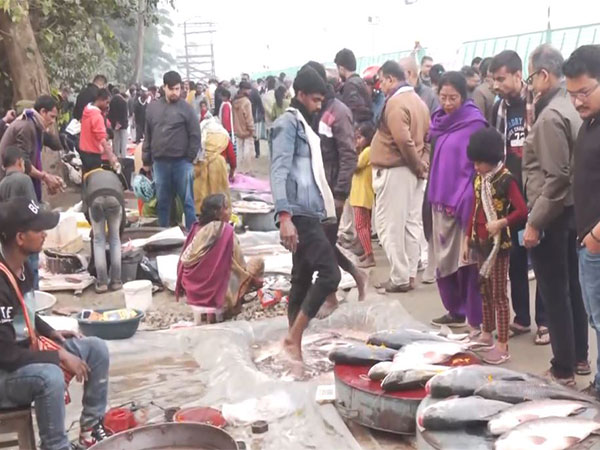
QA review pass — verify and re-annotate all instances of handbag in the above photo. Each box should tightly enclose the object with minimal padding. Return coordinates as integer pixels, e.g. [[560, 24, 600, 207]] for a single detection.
[[0, 262, 73, 403]]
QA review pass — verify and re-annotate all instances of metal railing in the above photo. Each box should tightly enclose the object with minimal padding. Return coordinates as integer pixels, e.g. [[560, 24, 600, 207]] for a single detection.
[[251, 23, 600, 80]]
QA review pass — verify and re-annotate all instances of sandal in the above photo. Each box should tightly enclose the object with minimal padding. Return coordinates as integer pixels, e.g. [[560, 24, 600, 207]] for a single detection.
[[480, 345, 511, 365], [535, 326, 550, 345], [508, 323, 531, 338]]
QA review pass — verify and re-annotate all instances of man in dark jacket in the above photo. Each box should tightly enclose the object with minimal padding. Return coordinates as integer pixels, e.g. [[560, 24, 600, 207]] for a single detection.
[[334, 48, 373, 125], [303, 61, 367, 317], [564, 45, 600, 398], [73, 74, 107, 121], [142, 71, 201, 230], [108, 88, 129, 158], [490, 50, 548, 342], [0, 197, 110, 449], [249, 84, 265, 158], [134, 87, 150, 143], [522, 44, 588, 386]]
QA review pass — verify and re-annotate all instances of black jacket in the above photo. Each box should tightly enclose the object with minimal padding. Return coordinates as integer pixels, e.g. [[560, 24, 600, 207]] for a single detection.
[[339, 74, 373, 124], [74, 83, 99, 121], [0, 258, 59, 372], [134, 98, 148, 127], [574, 115, 600, 240], [314, 90, 357, 200], [142, 98, 202, 164], [250, 88, 265, 123], [108, 94, 129, 130]]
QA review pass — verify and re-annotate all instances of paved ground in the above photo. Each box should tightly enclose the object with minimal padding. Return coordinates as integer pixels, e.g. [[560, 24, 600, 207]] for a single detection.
[[43, 143, 596, 449]]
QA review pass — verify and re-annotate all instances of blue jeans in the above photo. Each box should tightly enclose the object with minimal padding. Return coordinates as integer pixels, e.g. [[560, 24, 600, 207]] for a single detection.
[[153, 159, 196, 230], [90, 196, 122, 287], [27, 253, 40, 290], [579, 246, 600, 389], [0, 337, 109, 450]]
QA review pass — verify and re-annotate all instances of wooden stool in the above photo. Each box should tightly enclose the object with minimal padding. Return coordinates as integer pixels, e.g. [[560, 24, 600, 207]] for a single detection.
[[0, 407, 36, 449]]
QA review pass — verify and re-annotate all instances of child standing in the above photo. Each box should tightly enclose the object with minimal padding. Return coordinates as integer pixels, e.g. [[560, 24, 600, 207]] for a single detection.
[[349, 123, 376, 268], [464, 127, 527, 364]]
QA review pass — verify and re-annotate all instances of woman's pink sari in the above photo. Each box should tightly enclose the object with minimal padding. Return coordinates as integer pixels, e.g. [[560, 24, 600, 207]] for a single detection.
[[176, 222, 234, 309]]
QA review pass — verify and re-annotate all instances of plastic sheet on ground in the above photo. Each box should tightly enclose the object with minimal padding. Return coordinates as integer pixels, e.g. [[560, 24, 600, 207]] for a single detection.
[[156, 254, 179, 292], [83, 297, 421, 449], [237, 231, 286, 256], [230, 174, 271, 193], [125, 227, 186, 250]]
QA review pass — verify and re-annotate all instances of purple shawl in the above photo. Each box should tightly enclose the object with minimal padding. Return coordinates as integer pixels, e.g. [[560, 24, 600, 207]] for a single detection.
[[427, 100, 487, 226], [176, 222, 234, 309]]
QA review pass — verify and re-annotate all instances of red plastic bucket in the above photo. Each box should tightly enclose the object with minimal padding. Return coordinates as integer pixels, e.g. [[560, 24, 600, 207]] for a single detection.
[[104, 407, 136, 433]]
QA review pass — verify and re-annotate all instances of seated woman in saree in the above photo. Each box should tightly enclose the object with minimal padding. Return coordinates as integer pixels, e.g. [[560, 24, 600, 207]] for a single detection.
[[176, 193, 263, 322]]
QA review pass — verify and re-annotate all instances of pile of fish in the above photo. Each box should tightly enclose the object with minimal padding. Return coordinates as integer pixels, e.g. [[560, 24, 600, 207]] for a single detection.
[[418, 365, 600, 449], [329, 328, 478, 392]]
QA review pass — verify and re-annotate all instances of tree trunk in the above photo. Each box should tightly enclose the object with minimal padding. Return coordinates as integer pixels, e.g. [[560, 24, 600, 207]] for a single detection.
[[0, 0, 50, 102], [133, 0, 146, 83]]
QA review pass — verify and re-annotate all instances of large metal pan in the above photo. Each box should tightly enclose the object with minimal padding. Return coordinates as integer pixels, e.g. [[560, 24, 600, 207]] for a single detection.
[[91, 422, 239, 450]]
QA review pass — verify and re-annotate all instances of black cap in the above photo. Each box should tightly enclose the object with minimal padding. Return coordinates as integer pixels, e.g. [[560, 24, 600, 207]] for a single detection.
[[0, 197, 60, 235]]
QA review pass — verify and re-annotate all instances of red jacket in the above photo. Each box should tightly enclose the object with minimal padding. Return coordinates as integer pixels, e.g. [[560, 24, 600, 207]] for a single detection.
[[80, 105, 107, 155]]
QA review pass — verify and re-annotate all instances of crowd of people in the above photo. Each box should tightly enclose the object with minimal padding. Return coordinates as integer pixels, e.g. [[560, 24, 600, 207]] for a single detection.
[[0, 36, 599, 450], [268, 43, 600, 393]]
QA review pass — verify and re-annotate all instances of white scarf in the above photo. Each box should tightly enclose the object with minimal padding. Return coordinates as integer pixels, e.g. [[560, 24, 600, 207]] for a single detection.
[[479, 162, 504, 279], [289, 108, 336, 221]]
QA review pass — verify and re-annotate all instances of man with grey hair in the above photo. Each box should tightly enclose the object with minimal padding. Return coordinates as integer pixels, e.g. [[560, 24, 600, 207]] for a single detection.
[[399, 57, 440, 114], [472, 57, 496, 122], [522, 43, 589, 386]]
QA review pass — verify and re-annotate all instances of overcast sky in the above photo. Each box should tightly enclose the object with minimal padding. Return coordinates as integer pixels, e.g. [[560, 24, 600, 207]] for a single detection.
[[167, 0, 600, 79]]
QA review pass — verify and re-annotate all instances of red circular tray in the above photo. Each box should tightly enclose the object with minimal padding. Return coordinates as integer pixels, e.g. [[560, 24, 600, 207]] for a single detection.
[[334, 353, 480, 400], [334, 364, 428, 399]]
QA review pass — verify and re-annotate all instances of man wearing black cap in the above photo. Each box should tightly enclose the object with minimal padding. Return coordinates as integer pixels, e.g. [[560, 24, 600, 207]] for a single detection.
[[0, 197, 110, 449], [334, 48, 373, 125], [270, 66, 341, 363]]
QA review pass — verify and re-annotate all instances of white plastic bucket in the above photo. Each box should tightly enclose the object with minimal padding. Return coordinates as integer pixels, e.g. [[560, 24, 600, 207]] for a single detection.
[[123, 280, 153, 312]]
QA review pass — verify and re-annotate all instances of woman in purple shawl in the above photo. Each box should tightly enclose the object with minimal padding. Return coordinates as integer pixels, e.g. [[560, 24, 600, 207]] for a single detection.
[[426, 72, 487, 333], [176, 193, 264, 322]]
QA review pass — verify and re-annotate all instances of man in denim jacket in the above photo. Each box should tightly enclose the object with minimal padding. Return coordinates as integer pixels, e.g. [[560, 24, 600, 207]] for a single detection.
[[270, 66, 341, 362]]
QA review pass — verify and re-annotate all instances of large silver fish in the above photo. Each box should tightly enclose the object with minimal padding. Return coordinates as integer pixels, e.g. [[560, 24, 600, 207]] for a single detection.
[[368, 361, 394, 381], [418, 396, 511, 431], [426, 365, 539, 398], [494, 417, 600, 450], [488, 399, 589, 435], [367, 329, 452, 349], [380, 365, 448, 392], [393, 341, 468, 366], [475, 380, 595, 404], [328, 344, 397, 366]]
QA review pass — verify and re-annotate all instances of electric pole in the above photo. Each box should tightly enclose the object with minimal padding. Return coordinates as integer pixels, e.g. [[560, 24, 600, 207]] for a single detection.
[[177, 20, 216, 82]]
